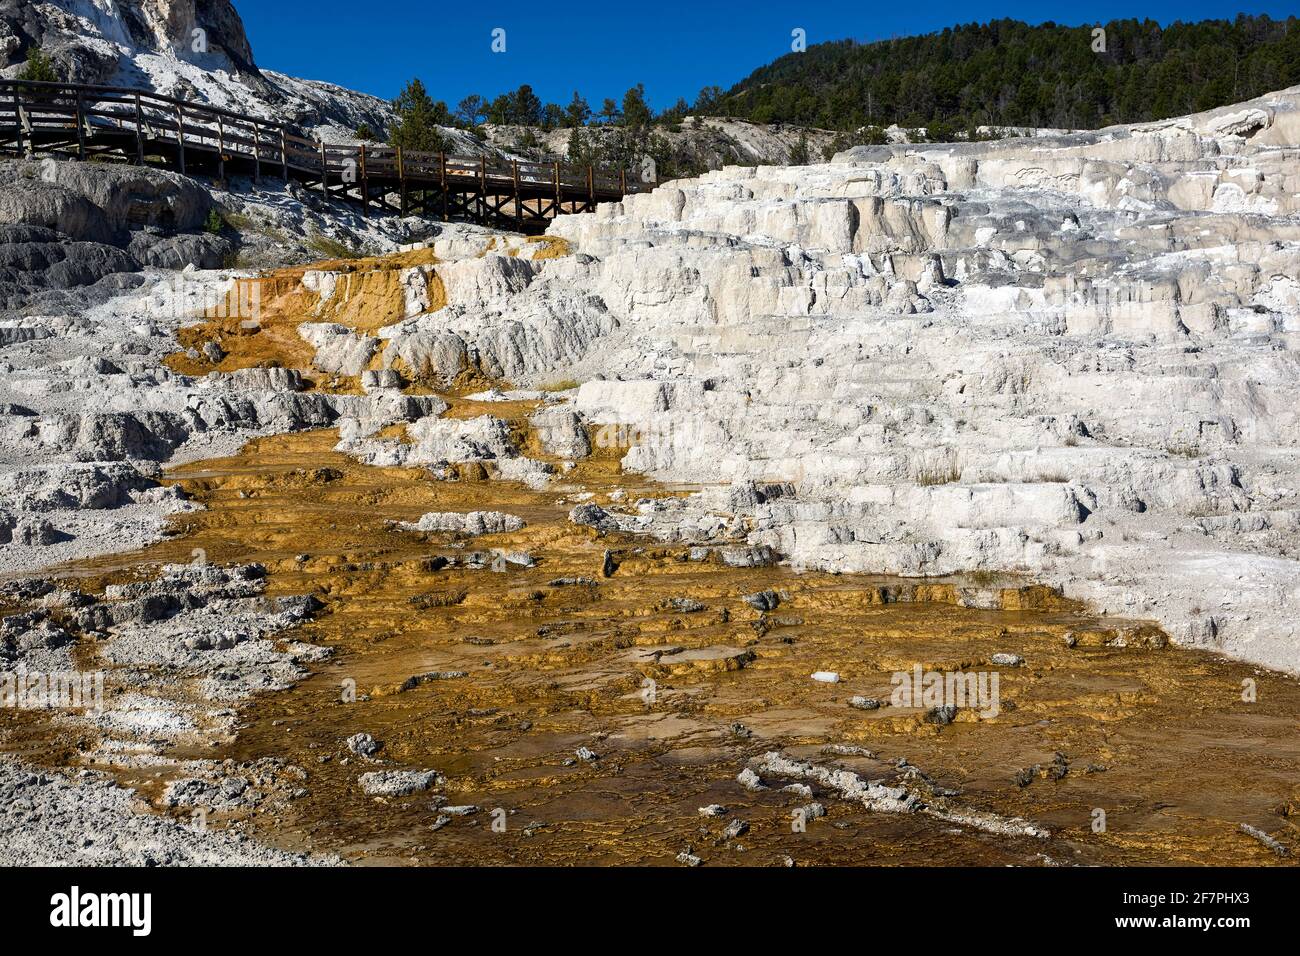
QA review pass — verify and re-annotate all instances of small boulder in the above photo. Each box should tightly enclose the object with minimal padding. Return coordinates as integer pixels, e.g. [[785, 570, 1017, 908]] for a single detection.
[[358, 769, 442, 797], [346, 733, 381, 757]]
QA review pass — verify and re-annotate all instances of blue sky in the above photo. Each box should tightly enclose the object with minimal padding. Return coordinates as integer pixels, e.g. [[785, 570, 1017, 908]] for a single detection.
[[238, 2, 1299, 110]]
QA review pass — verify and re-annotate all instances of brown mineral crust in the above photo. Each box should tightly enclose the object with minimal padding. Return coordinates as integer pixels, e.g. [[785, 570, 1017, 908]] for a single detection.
[[11, 410, 1296, 867]]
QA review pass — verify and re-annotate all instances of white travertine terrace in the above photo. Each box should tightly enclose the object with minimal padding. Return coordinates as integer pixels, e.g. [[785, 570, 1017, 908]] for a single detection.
[[380, 87, 1300, 671]]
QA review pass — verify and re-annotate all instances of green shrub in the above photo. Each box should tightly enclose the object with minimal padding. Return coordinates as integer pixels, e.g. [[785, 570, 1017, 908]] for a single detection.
[[19, 48, 59, 84], [305, 231, 360, 260]]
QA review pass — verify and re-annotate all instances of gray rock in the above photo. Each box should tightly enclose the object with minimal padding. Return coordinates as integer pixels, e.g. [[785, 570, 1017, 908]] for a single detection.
[[719, 545, 779, 568], [801, 802, 827, 821], [663, 596, 706, 613], [358, 769, 442, 797], [532, 407, 591, 459], [129, 232, 233, 270], [400, 510, 526, 535], [601, 548, 619, 577], [360, 369, 403, 392], [742, 589, 780, 612], [569, 502, 619, 532], [12, 517, 61, 546], [925, 704, 958, 725], [722, 818, 749, 840], [345, 733, 381, 757]]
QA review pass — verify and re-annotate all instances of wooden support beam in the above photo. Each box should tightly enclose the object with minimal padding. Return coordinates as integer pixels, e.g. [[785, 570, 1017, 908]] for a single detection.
[[513, 159, 521, 231], [175, 103, 185, 174], [279, 127, 288, 181], [252, 120, 261, 185], [217, 115, 225, 182], [397, 146, 407, 215], [359, 143, 368, 217], [319, 140, 328, 197], [134, 93, 145, 165], [11, 88, 22, 157], [440, 152, 448, 221], [75, 91, 85, 160]]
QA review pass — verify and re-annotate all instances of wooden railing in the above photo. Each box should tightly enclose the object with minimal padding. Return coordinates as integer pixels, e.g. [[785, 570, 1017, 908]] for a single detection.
[[0, 79, 655, 202]]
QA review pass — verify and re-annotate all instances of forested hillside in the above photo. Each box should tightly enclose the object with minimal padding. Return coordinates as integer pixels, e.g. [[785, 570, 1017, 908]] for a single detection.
[[696, 16, 1300, 135]]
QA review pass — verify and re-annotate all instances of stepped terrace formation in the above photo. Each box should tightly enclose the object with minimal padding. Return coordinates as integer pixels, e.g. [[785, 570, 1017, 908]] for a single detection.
[[3, 77, 1300, 866]]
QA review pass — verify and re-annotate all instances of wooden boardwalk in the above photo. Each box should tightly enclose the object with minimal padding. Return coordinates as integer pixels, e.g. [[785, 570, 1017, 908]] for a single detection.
[[0, 80, 654, 233]]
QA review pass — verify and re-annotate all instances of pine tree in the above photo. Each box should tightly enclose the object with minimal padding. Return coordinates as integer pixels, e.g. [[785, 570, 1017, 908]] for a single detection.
[[567, 126, 588, 163], [699, 16, 1300, 132], [19, 48, 60, 84], [564, 92, 592, 128], [486, 94, 511, 126], [621, 84, 652, 128], [510, 85, 542, 126], [390, 79, 447, 153], [787, 130, 810, 165], [455, 94, 487, 127]]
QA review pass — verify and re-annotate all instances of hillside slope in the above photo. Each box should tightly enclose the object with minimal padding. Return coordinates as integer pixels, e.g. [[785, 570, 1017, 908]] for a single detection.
[[0, 0, 393, 140], [1, 1, 819, 169], [704, 16, 1300, 133]]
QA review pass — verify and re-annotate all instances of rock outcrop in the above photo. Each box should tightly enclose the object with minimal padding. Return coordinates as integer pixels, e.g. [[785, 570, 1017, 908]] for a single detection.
[[0, 0, 391, 139], [0, 158, 231, 314]]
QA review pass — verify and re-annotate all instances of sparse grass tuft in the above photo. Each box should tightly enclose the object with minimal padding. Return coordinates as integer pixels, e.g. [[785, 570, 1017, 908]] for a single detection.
[[1166, 442, 1201, 459], [306, 231, 361, 261], [915, 465, 962, 486], [538, 378, 581, 392]]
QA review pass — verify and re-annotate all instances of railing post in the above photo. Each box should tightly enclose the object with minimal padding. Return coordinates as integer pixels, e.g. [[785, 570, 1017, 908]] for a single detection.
[[440, 151, 448, 221], [279, 126, 288, 181], [175, 102, 186, 174], [252, 120, 261, 185], [11, 87, 23, 157], [216, 114, 225, 182], [75, 90, 85, 160], [478, 155, 486, 224], [587, 165, 594, 209], [620, 168, 627, 194], [359, 143, 368, 217], [512, 159, 521, 231], [319, 140, 328, 197], [553, 161, 560, 218], [397, 146, 407, 215], [134, 92, 144, 165]]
